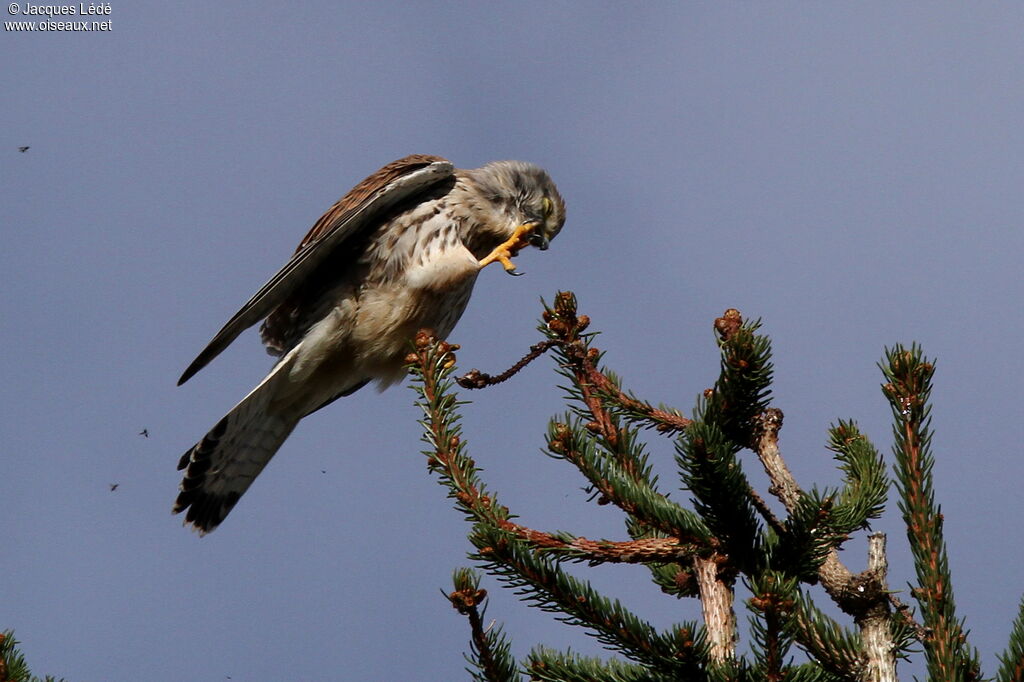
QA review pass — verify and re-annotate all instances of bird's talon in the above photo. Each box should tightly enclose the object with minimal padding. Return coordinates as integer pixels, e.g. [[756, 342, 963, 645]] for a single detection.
[[478, 222, 539, 273], [480, 249, 518, 272]]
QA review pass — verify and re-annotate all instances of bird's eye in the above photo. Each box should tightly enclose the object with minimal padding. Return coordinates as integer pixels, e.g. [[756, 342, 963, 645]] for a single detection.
[[541, 197, 554, 218]]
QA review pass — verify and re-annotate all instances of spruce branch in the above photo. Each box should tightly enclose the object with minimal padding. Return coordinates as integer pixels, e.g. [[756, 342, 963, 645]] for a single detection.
[[747, 572, 799, 681], [409, 331, 709, 675], [548, 413, 714, 597], [546, 417, 713, 546], [407, 332, 701, 569], [408, 295, 1016, 680], [768, 487, 847, 582], [996, 597, 1024, 682], [781, 665, 849, 682], [541, 292, 690, 467], [788, 590, 864, 681], [0, 631, 64, 682], [676, 419, 762, 573], [471, 522, 709, 674], [526, 648, 690, 682], [520, 530, 704, 566], [539, 292, 707, 598], [537, 294, 692, 436], [827, 422, 889, 536], [881, 345, 982, 681], [738, 328, 923, 680], [674, 310, 779, 572], [707, 308, 775, 446], [447, 568, 521, 682]]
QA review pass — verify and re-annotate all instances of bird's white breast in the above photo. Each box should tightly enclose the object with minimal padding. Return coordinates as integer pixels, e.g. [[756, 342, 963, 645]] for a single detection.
[[284, 195, 490, 407]]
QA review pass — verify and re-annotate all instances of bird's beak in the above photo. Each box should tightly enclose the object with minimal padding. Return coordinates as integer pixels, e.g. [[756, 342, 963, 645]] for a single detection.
[[528, 230, 550, 251]]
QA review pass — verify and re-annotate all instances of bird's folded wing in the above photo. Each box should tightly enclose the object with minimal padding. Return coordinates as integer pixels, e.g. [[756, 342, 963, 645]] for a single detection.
[[178, 155, 454, 385]]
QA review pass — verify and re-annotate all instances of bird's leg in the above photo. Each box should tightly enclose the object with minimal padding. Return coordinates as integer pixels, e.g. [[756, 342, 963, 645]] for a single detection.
[[478, 222, 538, 276]]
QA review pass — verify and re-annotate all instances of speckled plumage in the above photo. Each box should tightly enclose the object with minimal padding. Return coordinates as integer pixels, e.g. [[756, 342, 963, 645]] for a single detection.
[[173, 155, 565, 534]]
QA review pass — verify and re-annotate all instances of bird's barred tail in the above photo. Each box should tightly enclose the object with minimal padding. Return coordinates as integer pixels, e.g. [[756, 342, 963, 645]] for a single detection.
[[173, 384, 297, 535]]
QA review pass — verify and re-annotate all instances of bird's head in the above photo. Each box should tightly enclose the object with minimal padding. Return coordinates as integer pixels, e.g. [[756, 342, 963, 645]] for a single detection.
[[466, 160, 566, 255]]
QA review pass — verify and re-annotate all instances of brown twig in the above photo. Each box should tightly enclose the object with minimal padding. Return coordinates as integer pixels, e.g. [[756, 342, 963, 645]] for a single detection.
[[745, 483, 787, 536], [456, 339, 564, 389], [890, 594, 928, 642]]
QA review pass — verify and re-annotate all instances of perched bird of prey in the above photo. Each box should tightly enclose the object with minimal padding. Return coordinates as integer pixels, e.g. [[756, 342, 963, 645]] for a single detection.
[[174, 154, 565, 534]]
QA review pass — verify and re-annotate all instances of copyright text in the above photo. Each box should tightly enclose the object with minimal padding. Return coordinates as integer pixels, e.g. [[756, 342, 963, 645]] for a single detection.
[[6, 3, 112, 31]]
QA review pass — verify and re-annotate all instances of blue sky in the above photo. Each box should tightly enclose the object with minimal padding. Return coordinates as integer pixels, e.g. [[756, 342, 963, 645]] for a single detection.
[[4, 3, 1024, 679]]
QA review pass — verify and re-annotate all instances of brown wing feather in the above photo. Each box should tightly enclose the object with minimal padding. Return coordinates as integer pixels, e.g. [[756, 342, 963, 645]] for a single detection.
[[293, 154, 448, 253], [178, 154, 453, 385]]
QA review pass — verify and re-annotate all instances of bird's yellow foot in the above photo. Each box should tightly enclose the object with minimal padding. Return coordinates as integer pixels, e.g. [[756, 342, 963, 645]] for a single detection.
[[478, 222, 538, 276]]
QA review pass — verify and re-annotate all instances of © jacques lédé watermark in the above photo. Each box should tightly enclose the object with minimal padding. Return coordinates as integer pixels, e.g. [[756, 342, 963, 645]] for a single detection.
[[5, 3, 112, 32]]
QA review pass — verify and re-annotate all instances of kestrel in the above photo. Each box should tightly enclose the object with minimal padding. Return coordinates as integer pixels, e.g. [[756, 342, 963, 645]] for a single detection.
[[174, 154, 565, 534]]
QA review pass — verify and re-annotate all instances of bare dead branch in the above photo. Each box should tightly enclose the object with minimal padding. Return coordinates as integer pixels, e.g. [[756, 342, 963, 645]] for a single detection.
[[861, 533, 898, 682], [753, 409, 907, 678], [694, 555, 737, 664]]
